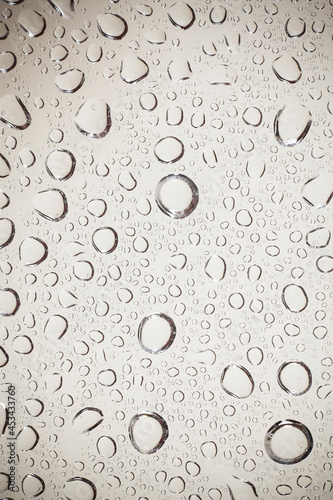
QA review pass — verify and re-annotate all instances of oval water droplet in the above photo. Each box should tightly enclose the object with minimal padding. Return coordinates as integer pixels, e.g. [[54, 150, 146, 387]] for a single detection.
[[201, 441, 217, 459], [220, 364, 254, 399], [55, 69, 84, 93], [97, 436, 116, 458], [0, 51, 16, 73], [209, 6, 226, 25], [74, 99, 111, 138], [44, 314, 68, 341], [0, 218, 14, 249], [272, 54, 302, 83], [18, 10, 46, 37], [155, 174, 198, 219], [33, 189, 68, 221], [274, 103, 311, 146], [285, 17, 306, 38], [205, 255, 226, 281], [138, 312, 176, 353], [64, 477, 97, 500], [277, 361, 312, 396], [19, 237, 48, 266], [282, 284, 308, 313], [242, 107, 262, 127], [97, 369, 116, 387], [86, 43, 102, 63], [73, 260, 94, 281], [72, 407, 104, 433], [120, 54, 149, 84], [97, 13, 128, 40], [46, 149, 75, 181], [265, 420, 313, 464], [0, 94, 31, 130], [0, 288, 20, 316], [129, 412, 169, 454], [168, 2, 195, 30], [316, 255, 333, 273], [92, 227, 118, 254], [17, 425, 39, 451]]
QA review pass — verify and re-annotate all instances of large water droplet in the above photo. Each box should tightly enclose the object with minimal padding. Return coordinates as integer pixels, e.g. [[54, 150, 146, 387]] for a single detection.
[[120, 54, 149, 84], [282, 284, 308, 313], [154, 136, 184, 163], [74, 99, 111, 138], [0, 51, 16, 73], [301, 173, 333, 208], [22, 474, 45, 497], [33, 189, 68, 221], [129, 412, 169, 454], [209, 6, 226, 24], [274, 103, 311, 146], [46, 149, 76, 180], [64, 477, 97, 500], [17, 425, 39, 451], [18, 10, 46, 37], [55, 69, 84, 93], [138, 313, 176, 353], [0, 94, 31, 130], [205, 255, 226, 281], [285, 17, 306, 38], [167, 56, 192, 81], [0, 218, 14, 249], [265, 420, 313, 464], [272, 54, 302, 83], [72, 408, 103, 433], [220, 364, 254, 398], [277, 361, 312, 396], [97, 13, 127, 40], [92, 227, 118, 254], [0, 288, 20, 316], [44, 314, 68, 340], [306, 227, 330, 248], [155, 174, 199, 219], [19, 237, 48, 266], [97, 436, 117, 458]]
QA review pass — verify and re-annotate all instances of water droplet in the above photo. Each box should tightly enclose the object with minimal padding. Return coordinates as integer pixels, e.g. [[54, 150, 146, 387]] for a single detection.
[[47, 0, 74, 19], [97, 436, 116, 458], [19, 237, 48, 266], [205, 255, 226, 281], [50, 44, 68, 62], [265, 420, 313, 464], [0, 21, 9, 40], [140, 93, 157, 111], [92, 227, 118, 254], [155, 174, 198, 219], [64, 477, 97, 500], [33, 189, 68, 221], [221, 364, 254, 399], [274, 103, 311, 146], [301, 173, 333, 208], [55, 69, 84, 93], [272, 54, 302, 83], [86, 43, 102, 63], [168, 2, 195, 30], [277, 361, 312, 396], [235, 209, 253, 227], [120, 54, 149, 84], [316, 255, 333, 273], [145, 28, 166, 44], [87, 199, 107, 217], [73, 260, 94, 281], [46, 149, 75, 180], [129, 412, 169, 454], [207, 65, 238, 85], [201, 441, 217, 459], [22, 473, 45, 497], [0, 346, 8, 367], [17, 425, 39, 451], [0, 94, 31, 130], [0, 218, 14, 249], [25, 399, 44, 417], [167, 56, 192, 81], [285, 17, 306, 38], [282, 284, 308, 313], [18, 10, 46, 37], [0, 288, 20, 316], [138, 312, 176, 353], [166, 106, 183, 126], [72, 407, 104, 433], [44, 315, 68, 341], [0, 51, 16, 73], [209, 6, 226, 25], [97, 13, 127, 40], [169, 476, 185, 493], [74, 98, 111, 138]]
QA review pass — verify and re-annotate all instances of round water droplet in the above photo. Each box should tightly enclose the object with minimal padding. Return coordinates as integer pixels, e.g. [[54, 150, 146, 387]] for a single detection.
[[87, 199, 106, 217], [19, 237, 48, 266], [46, 149, 75, 180], [242, 107, 262, 126], [168, 2, 195, 30], [277, 361, 312, 396], [22, 474, 45, 497], [205, 255, 226, 281], [33, 189, 68, 221], [97, 369, 116, 387], [73, 260, 94, 281], [50, 44, 68, 62], [235, 209, 253, 226], [72, 407, 104, 433], [201, 441, 217, 459], [0, 288, 20, 316], [209, 6, 226, 25], [64, 477, 97, 500], [25, 399, 44, 417], [155, 174, 198, 219], [0, 218, 14, 249], [282, 284, 308, 313], [272, 54, 302, 83], [220, 364, 254, 399], [265, 420, 313, 464], [316, 255, 333, 273], [0, 51, 16, 73], [55, 69, 84, 93], [285, 17, 306, 38], [120, 54, 149, 84], [155, 136, 184, 163], [138, 312, 176, 354], [74, 99, 111, 138], [92, 227, 118, 254], [97, 436, 116, 458], [86, 43, 102, 63], [274, 103, 311, 146], [140, 93, 157, 111], [129, 412, 169, 454], [97, 13, 127, 40]]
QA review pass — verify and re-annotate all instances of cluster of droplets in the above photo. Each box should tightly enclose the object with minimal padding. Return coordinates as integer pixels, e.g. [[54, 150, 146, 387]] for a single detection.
[[0, 0, 332, 499]]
